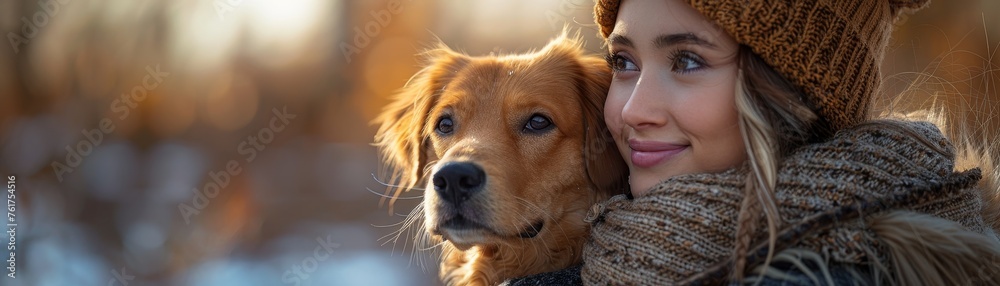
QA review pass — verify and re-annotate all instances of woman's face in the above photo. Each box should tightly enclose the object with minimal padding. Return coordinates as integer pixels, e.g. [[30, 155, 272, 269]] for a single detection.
[[605, 0, 746, 197]]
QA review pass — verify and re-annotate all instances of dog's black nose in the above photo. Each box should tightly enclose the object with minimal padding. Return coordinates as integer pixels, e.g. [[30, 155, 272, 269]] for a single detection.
[[432, 162, 486, 204]]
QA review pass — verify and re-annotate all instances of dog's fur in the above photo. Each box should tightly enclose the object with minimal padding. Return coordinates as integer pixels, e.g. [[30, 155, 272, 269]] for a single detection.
[[374, 34, 628, 285]]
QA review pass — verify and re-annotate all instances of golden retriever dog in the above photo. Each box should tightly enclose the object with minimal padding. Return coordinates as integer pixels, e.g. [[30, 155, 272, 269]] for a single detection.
[[374, 33, 628, 285]]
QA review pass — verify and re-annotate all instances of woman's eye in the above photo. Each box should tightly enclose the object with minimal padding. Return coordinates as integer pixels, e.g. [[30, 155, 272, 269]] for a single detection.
[[436, 116, 454, 135], [671, 51, 707, 73], [523, 114, 553, 133], [606, 53, 638, 73]]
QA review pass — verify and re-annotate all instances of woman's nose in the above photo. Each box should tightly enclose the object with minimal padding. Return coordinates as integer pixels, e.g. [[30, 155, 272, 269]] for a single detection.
[[621, 74, 668, 129]]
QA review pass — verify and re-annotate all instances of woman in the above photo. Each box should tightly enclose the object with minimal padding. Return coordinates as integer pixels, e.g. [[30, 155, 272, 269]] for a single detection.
[[505, 0, 1000, 284]]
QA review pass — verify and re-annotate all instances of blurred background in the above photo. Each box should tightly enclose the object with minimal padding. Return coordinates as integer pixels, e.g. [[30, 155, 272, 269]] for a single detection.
[[0, 0, 997, 285]]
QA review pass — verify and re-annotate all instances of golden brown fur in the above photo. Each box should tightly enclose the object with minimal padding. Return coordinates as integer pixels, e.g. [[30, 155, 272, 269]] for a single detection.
[[374, 33, 628, 285]]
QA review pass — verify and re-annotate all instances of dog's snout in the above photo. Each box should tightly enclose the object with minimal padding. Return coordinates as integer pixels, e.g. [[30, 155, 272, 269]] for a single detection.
[[433, 162, 486, 204]]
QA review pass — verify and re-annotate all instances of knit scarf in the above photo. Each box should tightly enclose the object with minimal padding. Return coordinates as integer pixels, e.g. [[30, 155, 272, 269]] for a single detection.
[[581, 120, 1000, 284]]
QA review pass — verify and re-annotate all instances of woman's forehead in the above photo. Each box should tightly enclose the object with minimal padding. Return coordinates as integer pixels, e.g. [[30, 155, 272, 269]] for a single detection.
[[610, 0, 734, 49]]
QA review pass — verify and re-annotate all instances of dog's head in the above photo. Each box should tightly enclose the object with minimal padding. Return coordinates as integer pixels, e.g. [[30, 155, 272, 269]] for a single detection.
[[375, 35, 627, 252]]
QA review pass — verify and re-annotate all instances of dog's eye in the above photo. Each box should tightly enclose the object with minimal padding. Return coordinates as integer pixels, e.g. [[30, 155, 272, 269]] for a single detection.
[[436, 116, 454, 135], [523, 114, 553, 133]]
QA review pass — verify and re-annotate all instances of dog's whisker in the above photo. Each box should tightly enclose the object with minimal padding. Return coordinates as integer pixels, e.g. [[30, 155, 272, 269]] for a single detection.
[[376, 220, 406, 243], [370, 173, 428, 192], [366, 187, 424, 200], [418, 240, 448, 251], [414, 225, 427, 270], [370, 173, 401, 187], [508, 212, 538, 267], [371, 220, 406, 228], [513, 197, 565, 244], [379, 202, 424, 258], [410, 214, 437, 272], [410, 223, 421, 268], [512, 197, 554, 220], [377, 223, 407, 247], [371, 171, 439, 272], [513, 197, 578, 252], [402, 205, 434, 269], [514, 197, 572, 231], [372, 166, 438, 271], [515, 197, 570, 264], [505, 208, 547, 258], [508, 210, 548, 270], [422, 160, 439, 174], [399, 206, 423, 248]]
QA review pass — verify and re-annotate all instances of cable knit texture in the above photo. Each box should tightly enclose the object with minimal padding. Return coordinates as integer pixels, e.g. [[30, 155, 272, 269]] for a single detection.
[[595, 0, 929, 132], [581, 120, 998, 284]]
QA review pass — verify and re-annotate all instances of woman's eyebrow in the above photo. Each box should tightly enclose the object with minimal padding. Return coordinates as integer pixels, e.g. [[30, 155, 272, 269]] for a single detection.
[[655, 33, 717, 49], [609, 33, 718, 50], [608, 34, 634, 48]]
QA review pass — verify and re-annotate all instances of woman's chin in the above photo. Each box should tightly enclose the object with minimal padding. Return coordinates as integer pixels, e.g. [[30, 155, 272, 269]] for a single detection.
[[628, 175, 660, 197], [628, 165, 691, 197]]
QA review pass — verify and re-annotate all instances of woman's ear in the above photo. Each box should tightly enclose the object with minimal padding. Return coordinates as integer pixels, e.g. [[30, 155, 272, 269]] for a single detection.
[[577, 54, 629, 195], [374, 44, 469, 211]]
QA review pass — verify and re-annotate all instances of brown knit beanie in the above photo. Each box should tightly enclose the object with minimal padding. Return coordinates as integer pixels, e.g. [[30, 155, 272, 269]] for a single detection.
[[594, 0, 930, 132]]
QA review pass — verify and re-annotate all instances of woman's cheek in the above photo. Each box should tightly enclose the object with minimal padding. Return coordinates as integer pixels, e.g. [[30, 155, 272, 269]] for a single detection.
[[604, 89, 626, 140], [604, 88, 631, 165]]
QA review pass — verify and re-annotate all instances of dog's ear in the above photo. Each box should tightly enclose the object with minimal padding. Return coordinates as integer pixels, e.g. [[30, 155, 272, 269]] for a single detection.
[[540, 33, 629, 195], [576, 54, 629, 196], [374, 44, 470, 210]]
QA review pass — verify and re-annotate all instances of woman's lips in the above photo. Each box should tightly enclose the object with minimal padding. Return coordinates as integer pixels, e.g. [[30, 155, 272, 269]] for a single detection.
[[628, 139, 689, 168]]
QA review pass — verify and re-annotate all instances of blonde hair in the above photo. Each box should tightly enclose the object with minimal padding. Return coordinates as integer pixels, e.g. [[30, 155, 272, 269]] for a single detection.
[[731, 42, 1000, 284], [731, 45, 822, 280]]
